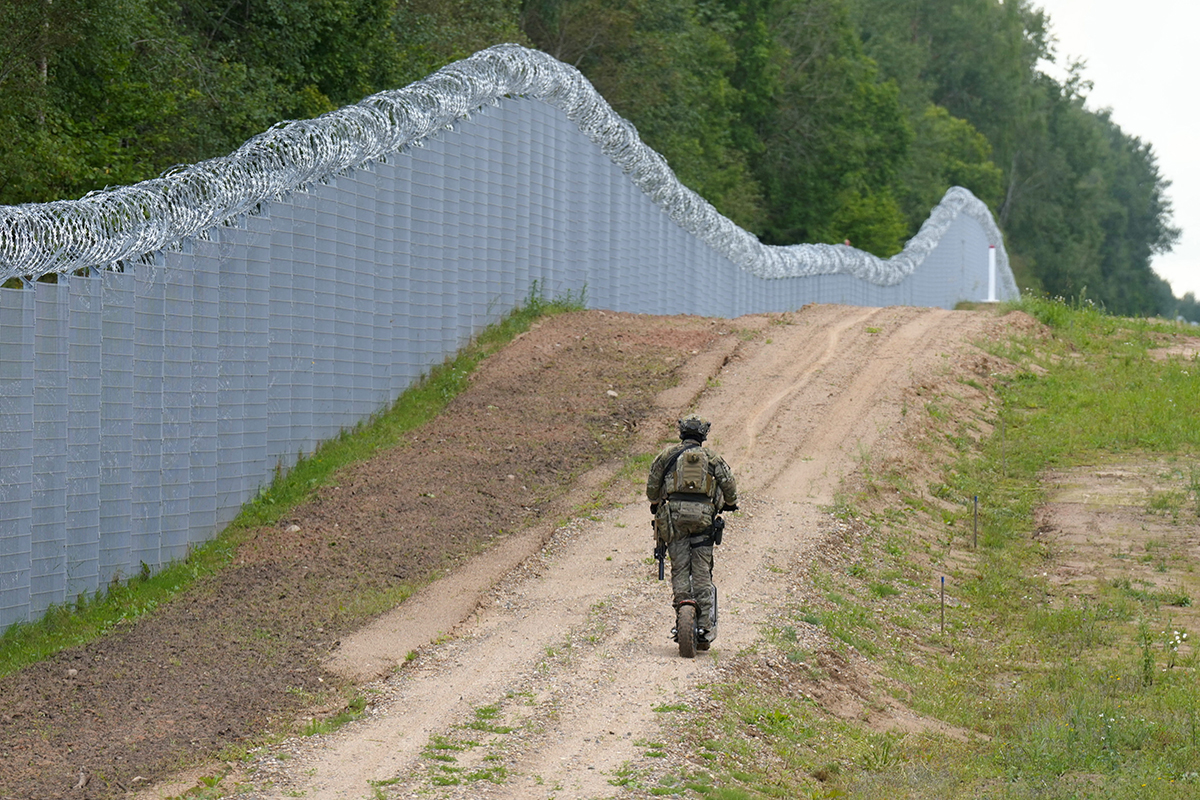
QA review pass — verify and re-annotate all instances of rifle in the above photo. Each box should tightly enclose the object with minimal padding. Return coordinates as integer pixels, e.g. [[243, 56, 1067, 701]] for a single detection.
[[653, 537, 666, 580]]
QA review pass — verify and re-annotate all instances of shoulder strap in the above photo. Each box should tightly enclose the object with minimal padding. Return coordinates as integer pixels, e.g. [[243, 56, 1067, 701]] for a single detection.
[[661, 441, 700, 483]]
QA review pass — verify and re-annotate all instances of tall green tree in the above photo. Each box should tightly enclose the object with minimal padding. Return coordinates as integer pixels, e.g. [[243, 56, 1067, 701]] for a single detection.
[[897, 103, 1003, 232], [0, 0, 85, 202], [849, 0, 1031, 243], [176, 0, 404, 118], [521, 0, 766, 231], [0, 0, 526, 205], [1177, 293, 1200, 324], [1001, 78, 1179, 314], [847, 0, 1179, 313], [2, 0, 305, 204], [720, 0, 911, 254]]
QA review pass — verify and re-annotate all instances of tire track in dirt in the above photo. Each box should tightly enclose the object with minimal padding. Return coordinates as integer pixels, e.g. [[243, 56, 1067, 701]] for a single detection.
[[230, 305, 1002, 800], [740, 306, 882, 458], [749, 307, 963, 500]]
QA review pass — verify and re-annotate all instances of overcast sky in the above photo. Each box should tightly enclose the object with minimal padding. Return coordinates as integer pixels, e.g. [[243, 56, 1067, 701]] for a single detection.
[[1033, 0, 1199, 299]]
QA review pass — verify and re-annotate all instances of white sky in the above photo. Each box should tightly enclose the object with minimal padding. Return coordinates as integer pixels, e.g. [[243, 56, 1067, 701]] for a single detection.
[[1034, 0, 1200, 299]]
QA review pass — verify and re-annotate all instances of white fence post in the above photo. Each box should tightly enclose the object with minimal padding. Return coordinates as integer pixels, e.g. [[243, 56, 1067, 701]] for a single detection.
[[987, 245, 997, 303]]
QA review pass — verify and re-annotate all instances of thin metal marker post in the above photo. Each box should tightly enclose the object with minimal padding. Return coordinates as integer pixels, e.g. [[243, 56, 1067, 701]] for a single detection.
[[1001, 416, 1006, 476], [940, 576, 945, 634], [973, 495, 978, 548]]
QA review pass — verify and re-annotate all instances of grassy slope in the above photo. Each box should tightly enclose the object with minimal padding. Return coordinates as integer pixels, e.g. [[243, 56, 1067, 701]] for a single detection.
[[0, 287, 582, 678], [641, 298, 1200, 799]]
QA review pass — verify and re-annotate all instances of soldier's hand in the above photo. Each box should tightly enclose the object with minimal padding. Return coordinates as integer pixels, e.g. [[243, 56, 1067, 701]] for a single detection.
[[650, 502, 659, 514]]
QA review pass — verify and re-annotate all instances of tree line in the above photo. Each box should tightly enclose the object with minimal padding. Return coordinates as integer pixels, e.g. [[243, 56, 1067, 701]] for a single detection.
[[1, 0, 1188, 319]]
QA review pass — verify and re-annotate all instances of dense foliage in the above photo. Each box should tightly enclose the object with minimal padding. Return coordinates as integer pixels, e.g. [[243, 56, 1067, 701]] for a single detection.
[[0, 0, 1188, 319], [847, 0, 1181, 316]]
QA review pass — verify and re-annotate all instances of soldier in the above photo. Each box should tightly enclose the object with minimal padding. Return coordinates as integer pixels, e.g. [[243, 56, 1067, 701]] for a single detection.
[[646, 415, 738, 649]]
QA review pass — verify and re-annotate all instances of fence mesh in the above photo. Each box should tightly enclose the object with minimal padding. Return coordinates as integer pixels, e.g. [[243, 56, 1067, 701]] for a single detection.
[[0, 47, 1016, 630]]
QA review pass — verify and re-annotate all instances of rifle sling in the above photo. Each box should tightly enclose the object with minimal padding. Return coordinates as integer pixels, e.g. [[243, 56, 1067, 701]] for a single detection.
[[660, 440, 701, 487]]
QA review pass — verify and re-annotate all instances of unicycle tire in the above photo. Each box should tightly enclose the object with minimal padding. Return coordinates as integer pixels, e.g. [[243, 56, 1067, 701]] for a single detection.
[[677, 604, 697, 659]]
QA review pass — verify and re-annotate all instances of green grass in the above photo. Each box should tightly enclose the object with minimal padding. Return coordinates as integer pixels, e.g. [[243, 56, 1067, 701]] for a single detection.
[[660, 297, 1200, 798], [0, 549, 236, 678], [462, 704, 516, 734], [903, 299, 1200, 794], [301, 694, 368, 736], [875, 297, 1200, 795], [413, 702, 519, 790], [0, 283, 584, 678], [904, 299, 1200, 791]]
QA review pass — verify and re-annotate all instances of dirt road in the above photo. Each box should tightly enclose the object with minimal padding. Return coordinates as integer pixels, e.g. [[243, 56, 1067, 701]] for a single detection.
[[226, 304, 1012, 799]]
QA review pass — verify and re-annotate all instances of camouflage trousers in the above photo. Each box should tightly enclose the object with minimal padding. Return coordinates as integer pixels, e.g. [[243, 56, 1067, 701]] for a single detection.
[[667, 539, 716, 642]]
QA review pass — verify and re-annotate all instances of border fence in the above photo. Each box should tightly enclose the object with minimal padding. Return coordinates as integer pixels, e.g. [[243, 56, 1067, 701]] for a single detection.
[[0, 45, 1017, 631]]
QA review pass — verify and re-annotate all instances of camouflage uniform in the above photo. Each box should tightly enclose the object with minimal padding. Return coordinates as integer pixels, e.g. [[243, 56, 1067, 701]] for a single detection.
[[646, 420, 737, 644]]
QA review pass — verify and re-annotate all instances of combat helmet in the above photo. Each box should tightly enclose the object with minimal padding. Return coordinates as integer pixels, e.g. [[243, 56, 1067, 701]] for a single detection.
[[678, 414, 711, 442]]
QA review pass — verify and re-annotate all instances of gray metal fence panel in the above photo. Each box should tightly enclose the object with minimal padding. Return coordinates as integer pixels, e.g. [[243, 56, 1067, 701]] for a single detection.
[[0, 286, 34, 628], [0, 67, 1017, 630], [98, 271, 133, 580], [31, 281, 69, 617], [66, 275, 101, 598], [186, 248, 219, 547], [132, 259, 164, 573], [162, 260, 192, 564]]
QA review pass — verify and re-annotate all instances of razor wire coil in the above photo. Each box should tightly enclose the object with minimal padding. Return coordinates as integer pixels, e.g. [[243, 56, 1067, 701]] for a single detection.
[[0, 44, 1014, 297]]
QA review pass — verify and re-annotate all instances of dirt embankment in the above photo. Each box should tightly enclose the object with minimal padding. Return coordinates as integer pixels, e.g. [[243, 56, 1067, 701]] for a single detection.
[[0, 304, 1029, 800]]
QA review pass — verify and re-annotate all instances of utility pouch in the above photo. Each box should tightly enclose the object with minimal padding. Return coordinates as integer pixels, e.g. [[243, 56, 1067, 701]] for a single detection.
[[671, 499, 713, 537]]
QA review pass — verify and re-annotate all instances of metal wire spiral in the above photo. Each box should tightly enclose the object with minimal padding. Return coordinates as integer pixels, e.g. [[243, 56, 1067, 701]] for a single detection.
[[0, 43, 1013, 295]]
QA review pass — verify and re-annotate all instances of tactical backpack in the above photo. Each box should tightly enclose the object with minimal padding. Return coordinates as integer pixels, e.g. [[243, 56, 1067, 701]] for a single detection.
[[670, 448, 716, 497], [664, 446, 718, 538]]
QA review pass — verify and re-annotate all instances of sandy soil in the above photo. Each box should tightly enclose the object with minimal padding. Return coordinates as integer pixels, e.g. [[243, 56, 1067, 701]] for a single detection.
[[215, 304, 1017, 800], [1038, 460, 1200, 621]]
